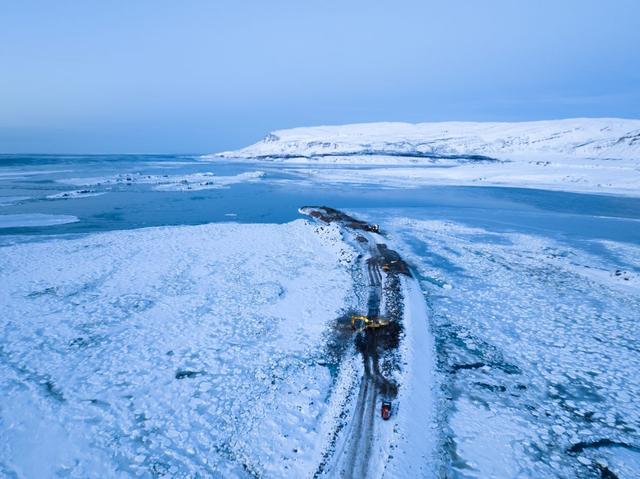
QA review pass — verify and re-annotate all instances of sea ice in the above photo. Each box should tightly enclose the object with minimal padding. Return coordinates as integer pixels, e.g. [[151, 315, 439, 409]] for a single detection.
[[0, 220, 356, 478], [0, 213, 79, 228]]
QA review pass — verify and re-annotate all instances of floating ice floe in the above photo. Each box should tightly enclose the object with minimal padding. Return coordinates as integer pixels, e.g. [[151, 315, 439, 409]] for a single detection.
[[0, 213, 79, 228], [59, 171, 265, 191], [46, 189, 105, 200]]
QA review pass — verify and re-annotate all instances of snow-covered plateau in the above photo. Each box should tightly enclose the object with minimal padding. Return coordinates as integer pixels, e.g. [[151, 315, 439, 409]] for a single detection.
[[210, 118, 640, 196]]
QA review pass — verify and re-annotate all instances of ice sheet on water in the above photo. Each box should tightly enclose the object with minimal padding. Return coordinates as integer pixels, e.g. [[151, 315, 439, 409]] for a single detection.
[[378, 216, 640, 478], [0, 220, 356, 478], [0, 213, 79, 228]]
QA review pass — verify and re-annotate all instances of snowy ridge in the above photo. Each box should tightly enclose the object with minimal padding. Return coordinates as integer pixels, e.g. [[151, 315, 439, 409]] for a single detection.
[[213, 118, 640, 162]]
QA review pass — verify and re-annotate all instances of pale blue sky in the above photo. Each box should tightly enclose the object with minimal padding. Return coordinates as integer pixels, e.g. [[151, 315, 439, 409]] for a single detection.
[[1, 0, 639, 153]]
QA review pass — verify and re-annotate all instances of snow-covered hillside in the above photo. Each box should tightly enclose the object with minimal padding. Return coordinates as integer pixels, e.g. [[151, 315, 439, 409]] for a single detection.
[[209, 119, 640, 196], [214, 119, 640, 162]]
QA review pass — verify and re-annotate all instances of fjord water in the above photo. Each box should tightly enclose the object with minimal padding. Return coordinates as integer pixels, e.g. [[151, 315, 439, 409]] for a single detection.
[[1, 154, 639, 245]]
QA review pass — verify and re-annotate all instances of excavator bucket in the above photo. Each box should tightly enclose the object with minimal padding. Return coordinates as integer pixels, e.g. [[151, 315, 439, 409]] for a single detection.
[[351, 315, 389, 331]]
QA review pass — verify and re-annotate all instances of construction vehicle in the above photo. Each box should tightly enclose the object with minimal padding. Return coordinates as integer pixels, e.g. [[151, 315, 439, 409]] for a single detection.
[[351, 315, 389, 332], [381, 401, 392, 420]]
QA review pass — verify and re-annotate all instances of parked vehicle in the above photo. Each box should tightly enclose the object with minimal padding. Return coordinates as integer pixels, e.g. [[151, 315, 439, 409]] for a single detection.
[[381, 401, 392, 420]]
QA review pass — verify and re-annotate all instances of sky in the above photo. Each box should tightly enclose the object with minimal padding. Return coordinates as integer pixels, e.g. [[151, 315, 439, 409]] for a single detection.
[[1, 0, 639, 154]]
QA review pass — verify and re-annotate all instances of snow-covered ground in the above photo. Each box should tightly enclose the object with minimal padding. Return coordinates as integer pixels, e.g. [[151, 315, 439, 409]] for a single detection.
[[374, 216, 640, 478], [0, 220, 359, 478], [210, 118, 640, 196]]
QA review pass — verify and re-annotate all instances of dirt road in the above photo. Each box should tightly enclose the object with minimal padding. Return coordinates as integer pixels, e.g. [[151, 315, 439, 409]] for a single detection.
[[301, 207, 410, 478]]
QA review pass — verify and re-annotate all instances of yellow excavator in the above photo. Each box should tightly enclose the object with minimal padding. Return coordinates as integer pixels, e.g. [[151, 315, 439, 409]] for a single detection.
[[351, 315, 389, 332]]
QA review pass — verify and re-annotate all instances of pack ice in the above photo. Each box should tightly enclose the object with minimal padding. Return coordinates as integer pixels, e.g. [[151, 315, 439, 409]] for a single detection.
[[0, 220, 355, 478], [380, 216, 640, 478]]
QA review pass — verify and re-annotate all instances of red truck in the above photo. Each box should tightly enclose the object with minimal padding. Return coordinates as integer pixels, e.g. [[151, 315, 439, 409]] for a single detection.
[[381, 401, 392, 420]]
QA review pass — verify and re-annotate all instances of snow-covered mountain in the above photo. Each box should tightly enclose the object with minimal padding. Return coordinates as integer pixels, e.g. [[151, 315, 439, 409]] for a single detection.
[[213, 118, 640, 162], [208, 118, 640, 196]]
